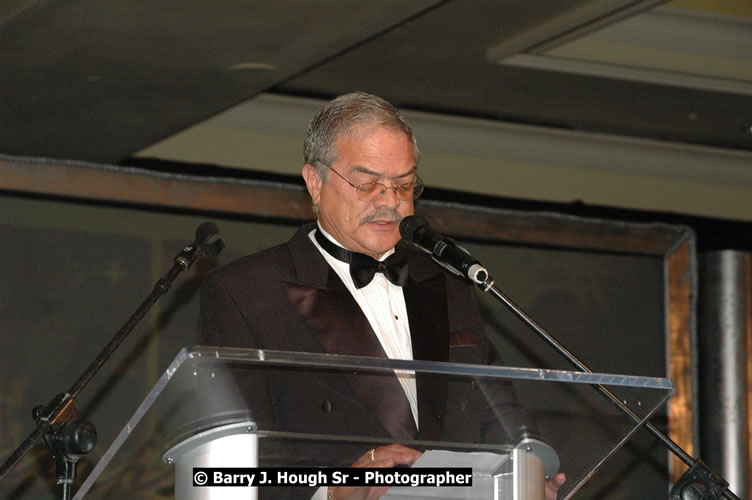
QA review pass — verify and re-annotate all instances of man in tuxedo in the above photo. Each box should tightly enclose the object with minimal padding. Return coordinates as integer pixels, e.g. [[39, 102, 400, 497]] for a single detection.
[[200, 92, 564, 499]]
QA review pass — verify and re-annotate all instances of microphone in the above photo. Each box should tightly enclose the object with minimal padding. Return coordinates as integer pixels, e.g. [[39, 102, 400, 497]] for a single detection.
[[175, 222, 224, 270], [194, 221, 224, 259], [399, 215, 492, 287]]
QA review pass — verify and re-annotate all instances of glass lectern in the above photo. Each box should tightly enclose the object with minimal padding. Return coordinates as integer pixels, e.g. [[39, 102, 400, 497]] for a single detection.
[[73, 346, 673, 499]]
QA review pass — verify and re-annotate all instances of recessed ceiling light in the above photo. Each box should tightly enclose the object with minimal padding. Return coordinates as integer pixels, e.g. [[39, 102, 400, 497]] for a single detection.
[[228, 62, 279, 72]]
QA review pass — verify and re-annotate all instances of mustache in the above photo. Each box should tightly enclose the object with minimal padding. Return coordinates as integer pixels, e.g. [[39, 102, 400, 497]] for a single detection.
[[359, 209, 402, 225]]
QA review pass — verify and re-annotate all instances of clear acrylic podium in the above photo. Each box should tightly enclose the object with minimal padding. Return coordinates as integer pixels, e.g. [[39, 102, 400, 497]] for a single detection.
[[73, 346, 673, 499]]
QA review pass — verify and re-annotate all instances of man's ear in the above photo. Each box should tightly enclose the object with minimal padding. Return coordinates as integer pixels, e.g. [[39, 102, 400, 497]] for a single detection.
[[302, 163, 322, 204]]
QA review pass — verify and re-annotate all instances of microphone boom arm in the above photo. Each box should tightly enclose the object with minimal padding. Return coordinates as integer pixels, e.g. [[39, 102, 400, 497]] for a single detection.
[[482, 278, 737, 500]]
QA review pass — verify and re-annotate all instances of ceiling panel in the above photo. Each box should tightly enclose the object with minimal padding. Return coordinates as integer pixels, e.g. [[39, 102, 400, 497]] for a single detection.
[[0, 0, 438, 162], [1, 0, 751, 165]]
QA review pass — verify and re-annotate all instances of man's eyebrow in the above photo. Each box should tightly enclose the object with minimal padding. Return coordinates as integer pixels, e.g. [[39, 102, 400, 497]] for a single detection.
[[351, 166, 417, 179]]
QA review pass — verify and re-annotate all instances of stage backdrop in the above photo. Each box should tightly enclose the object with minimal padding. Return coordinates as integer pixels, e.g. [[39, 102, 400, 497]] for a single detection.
[[0, 159, 694, 499]]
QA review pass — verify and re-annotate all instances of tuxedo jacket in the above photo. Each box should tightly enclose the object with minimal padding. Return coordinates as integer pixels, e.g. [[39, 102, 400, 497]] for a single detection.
[[198, 223, 531, 466]]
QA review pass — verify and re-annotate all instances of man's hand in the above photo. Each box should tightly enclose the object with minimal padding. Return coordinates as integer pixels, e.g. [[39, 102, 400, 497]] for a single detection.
[[328, 444, 422, 500], [546, 472, 566, 500], [329, 445, 564, 500]]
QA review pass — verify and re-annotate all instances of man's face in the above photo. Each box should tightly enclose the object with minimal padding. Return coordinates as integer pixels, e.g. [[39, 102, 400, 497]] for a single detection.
[[303, 125, 417, 259]]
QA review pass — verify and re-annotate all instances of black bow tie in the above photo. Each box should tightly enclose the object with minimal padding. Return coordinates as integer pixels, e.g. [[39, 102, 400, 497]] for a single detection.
[[315, 229, 408, 289]]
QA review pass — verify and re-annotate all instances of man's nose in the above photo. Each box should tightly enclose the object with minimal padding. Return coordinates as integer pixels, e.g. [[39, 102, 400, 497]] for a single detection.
[[374, 185, 401, 208]]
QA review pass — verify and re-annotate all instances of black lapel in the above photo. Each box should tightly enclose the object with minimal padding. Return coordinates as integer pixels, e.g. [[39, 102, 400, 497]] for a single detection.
[[403, 247, 451, 440]]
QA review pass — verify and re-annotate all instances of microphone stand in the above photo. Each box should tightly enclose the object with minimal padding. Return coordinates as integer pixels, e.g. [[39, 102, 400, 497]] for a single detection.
[[474, 276, 739, 500], [0, 222, 224, 500]]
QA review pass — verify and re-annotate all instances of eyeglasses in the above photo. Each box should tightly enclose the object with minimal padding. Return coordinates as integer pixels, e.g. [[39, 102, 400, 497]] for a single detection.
[[324, 164, 424, 201]]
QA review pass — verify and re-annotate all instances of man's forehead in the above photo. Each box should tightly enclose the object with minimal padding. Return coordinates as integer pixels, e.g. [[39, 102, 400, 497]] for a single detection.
[[335, 125, 416, 173]]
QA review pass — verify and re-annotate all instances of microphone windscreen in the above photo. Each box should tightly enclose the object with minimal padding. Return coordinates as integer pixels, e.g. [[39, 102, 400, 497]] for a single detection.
[[399, 215, 426, 243]]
